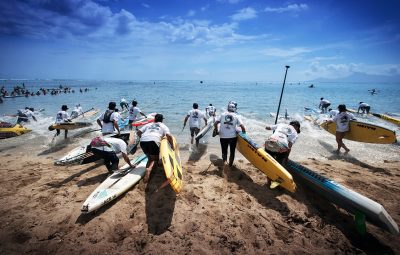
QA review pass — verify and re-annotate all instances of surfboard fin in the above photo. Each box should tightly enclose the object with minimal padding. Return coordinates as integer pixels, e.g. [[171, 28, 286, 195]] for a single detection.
[[270, 178, 283, 189], [355, 211, 366, 235]]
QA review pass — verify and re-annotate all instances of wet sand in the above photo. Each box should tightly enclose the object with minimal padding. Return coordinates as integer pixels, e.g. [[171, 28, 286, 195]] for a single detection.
[[0, 134, 399, 254]]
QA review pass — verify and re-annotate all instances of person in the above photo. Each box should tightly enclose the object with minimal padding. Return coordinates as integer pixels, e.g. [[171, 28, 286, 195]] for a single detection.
[[205, 103, 216, 117], [183, 103, 207, 146], [358, 102, 370, 114], [55, 105, 71, 139], [326, 104, 356, 155], [97, 102, 120, 135], [16, 107, 37, 124], [137, 114, 174, 183], [120, 98, 129, 110], [264, 121, 301, 166], [128, 100, 147, 130], [70, 104, 83, 119], [213, 103, 246, 167], [319, 98, 331, 113], [328, 108, 339, 118], [90, 136, 135, 173]]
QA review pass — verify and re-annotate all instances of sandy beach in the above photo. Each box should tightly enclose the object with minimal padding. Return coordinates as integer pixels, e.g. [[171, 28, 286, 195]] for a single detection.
[[0, 132, 399, 255]]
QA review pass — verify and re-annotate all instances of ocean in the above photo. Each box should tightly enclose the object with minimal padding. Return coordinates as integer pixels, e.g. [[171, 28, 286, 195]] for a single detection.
[[1, 79, 399, 164]]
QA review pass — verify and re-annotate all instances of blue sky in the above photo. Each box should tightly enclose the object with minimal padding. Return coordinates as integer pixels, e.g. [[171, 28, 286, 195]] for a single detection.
[[0, 0, 399, 81]]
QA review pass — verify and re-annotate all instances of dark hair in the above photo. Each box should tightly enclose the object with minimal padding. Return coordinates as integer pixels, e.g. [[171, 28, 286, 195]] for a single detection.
[[132, 100, 137, 106], [320, 97, 324, 100], [193, 103, 198, 109], [359, 102, 363, 104], [155, 114, 164, 122], [209, 103, 212, 106], [61, 105, 68, 111], [338, 104, 347, 112], [108, 102, 116, 110], [290, 121, 301, 133], [115, 108, 119, 112]]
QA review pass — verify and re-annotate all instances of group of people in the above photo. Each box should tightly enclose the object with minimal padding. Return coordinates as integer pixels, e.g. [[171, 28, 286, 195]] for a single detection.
[[0, 84, 92, 98]]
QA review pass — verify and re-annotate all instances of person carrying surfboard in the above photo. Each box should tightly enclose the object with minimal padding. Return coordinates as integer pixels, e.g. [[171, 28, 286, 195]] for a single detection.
[[128, 100, 147, 130], [319, 97, 331, 113], [205, 103, 216, 118], [55, 105, 71, 139], [90, 136, 135, 173], [264, 121, 301, 166], [137, 114, 174, 183], [213, 103, 246, 167], [97, 102, 121, 136], [183, 103, 207, 146], [16, 107, 37, 124], [325, 104, 356, 155]]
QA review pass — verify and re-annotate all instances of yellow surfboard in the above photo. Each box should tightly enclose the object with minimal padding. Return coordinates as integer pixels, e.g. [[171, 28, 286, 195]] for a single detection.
[[236, 132, 296, 193], [321, 121, 396, 144], [0, 122, 32, 139], [160, 135, 183, 193], [348, 108, 400, 126]]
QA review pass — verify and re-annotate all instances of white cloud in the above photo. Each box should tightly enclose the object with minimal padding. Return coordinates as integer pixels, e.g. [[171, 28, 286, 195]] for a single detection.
[[201, 5, 210, 11], [187, 10, 196, 17], [217, 0, 243, 4], [261, 47, 312, 57], [141, 3, 150, 8], [264, 4, 309, 13], [230, 7, 257, 21]]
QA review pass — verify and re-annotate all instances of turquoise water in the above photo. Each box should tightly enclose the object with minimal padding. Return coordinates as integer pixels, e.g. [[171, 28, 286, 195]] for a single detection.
[[1, 80, 399, 163]]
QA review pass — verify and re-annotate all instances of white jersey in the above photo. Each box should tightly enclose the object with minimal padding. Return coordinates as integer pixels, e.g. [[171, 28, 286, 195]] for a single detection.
[[139, 122, 170, 145], [333, 112, 355, 132], [98, 110, 119, 134], [55, 111, 70, 123], [24, 109, 34, 118], [129, 106, 142, 121], [319, 99, 330, 107], [265, 124, 298, 152], [91, 137, 127, 154], [217, 111, 243, 138], [187, 109, 205, 128]]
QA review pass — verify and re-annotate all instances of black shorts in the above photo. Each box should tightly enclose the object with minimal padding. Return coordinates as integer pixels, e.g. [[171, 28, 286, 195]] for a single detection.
[[265, 149, 289, 165], [140, 141, 159, 156], [190, 127, 200, 137]]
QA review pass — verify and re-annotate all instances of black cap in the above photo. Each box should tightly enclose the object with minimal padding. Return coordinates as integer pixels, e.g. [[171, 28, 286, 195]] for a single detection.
[[108, 101, 116, 109], [62, 105, 68, 111], [155, 113, 164, 122], [338, 104, 347, 112]]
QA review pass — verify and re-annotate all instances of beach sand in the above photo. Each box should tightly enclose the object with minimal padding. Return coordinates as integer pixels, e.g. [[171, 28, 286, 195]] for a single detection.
[[0, 135, 399, 254]]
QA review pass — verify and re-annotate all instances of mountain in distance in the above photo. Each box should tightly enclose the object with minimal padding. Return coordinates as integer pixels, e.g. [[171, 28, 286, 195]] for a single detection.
[[311, 72, 400, 83]]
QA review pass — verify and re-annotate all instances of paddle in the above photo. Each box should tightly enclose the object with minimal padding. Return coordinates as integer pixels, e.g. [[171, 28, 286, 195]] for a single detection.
[[274, 66, 290, 124], [108, 155, 148, 188]]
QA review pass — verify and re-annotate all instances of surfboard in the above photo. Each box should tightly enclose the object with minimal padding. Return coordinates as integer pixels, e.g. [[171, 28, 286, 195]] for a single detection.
[[131, 112, 157, 127], [81, 154, 147, 213], [160, 135, 183, 193], [287, 160, 399, 235], [320, 121, 396, 144], [0, 122, 32, 139], [236, 132, 296, 193], [371, 113, 400, 126], [54, 132, 139, 166], [195, 116, 215, 141], [48, 121, 92, 131]]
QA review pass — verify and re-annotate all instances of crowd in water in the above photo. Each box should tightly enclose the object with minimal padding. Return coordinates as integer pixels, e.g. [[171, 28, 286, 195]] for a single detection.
[[0, 83, 92, 102]]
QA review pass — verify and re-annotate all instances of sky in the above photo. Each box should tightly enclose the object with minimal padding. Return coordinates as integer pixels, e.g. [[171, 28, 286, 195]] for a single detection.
[[0, 0, 399, 81]]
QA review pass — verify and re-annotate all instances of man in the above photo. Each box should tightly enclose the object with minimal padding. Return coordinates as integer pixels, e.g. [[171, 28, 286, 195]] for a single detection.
[[128, 100, 147, 130], [97, 102, 120, 135], [183, 103, 207, 146], [264, 121, 301, 166], [358, 102, 370, 114], [137, 114, 174, 183], [205, 103, 216, 117], [213, 103, 246, 167], [120, 98, 129, 110], [70, 104, 83, 119], [17, 107, 37, 124], [326, 104, 356, 155], [55, 105, 71, 139], [90, 136, 135, 173], [319, 97, 331, 113]]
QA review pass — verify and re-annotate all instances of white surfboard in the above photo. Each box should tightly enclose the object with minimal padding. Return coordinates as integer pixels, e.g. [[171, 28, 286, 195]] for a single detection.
[[81, 154, 147, 213], [195, 116, 215, 141]]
